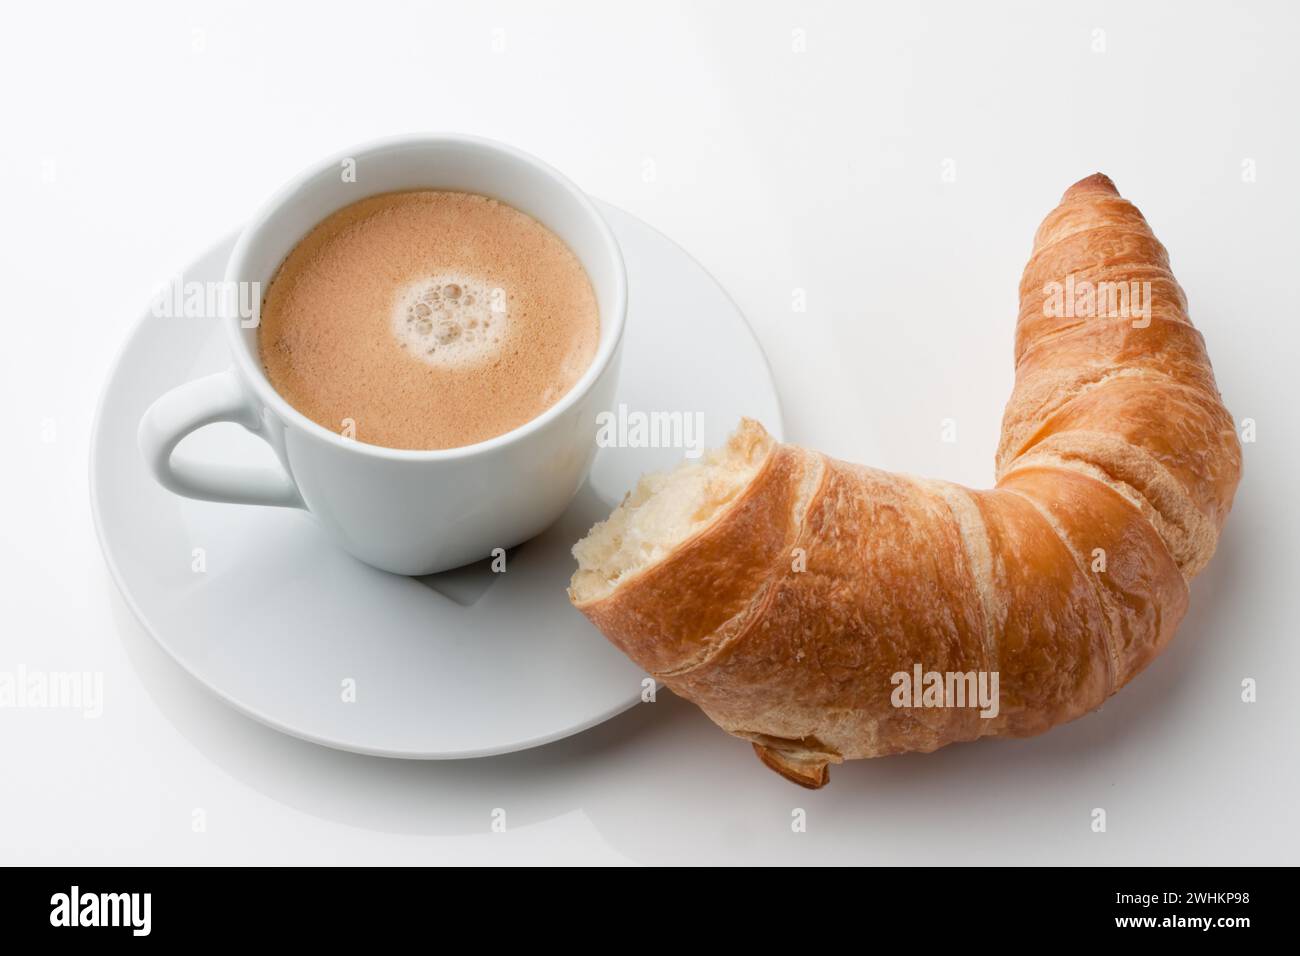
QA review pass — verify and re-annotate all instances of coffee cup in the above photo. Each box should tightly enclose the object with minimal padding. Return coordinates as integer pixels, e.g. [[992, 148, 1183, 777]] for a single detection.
[[138, 134, 627, 575]]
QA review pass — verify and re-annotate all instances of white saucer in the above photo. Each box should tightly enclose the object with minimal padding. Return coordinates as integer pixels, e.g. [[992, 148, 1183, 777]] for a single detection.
[[90, 201, 783, 759]]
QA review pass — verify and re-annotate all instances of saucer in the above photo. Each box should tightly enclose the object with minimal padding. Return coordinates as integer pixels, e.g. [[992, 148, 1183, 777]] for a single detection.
[[90, 201, 783, 758]]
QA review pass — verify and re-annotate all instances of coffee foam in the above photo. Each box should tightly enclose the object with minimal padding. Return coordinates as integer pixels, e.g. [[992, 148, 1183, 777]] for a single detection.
[[392, 273, 506, 368], [257, 190, 600, 451]]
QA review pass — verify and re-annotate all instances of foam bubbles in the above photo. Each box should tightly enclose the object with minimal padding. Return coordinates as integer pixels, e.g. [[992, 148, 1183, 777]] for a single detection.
[[392, 274, 507, 367]]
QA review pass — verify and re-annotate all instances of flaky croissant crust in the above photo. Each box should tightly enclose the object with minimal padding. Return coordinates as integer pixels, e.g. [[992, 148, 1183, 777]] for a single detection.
[[572, 175, 1241, 787]]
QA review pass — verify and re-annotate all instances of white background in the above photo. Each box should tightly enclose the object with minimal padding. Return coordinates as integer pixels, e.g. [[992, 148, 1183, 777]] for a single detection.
[[2, 0, 1297, 864]]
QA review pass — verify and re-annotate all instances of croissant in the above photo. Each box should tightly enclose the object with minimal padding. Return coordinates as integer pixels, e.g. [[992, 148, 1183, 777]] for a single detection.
[[569, 174, 1241, 787]]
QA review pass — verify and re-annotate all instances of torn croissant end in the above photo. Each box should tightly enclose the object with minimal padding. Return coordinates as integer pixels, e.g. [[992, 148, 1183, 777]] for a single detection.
[[752, 743, 836, 789], [569, 173, 1242, 787]]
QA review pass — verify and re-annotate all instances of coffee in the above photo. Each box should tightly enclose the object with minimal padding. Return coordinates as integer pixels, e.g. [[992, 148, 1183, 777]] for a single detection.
[[258, 190, 600, 450]]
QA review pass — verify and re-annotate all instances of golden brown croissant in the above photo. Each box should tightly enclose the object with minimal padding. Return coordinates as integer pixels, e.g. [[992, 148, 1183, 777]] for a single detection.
[[569, 174, 1241, 787]]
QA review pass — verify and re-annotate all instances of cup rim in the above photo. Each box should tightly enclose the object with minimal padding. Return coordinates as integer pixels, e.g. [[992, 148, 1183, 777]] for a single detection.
[[222, 132, 627, 461]]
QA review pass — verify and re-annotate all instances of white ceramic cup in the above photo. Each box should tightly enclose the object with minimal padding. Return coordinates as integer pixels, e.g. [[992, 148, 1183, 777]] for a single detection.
[[138, 134, 627, 575]]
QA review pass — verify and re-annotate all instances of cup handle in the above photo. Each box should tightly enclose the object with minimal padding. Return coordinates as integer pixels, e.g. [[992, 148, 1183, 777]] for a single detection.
[[138, 368, 305, 509]]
